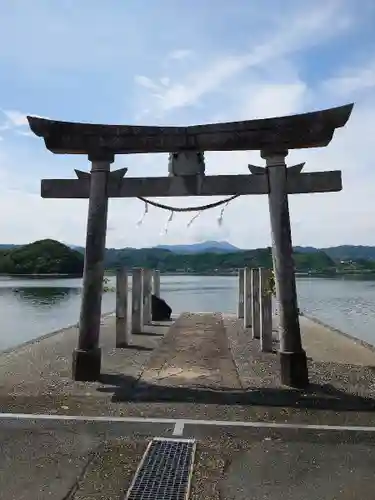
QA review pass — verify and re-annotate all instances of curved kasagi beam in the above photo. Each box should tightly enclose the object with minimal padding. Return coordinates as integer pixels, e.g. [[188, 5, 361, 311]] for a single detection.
[[27, 103, 354, 155]]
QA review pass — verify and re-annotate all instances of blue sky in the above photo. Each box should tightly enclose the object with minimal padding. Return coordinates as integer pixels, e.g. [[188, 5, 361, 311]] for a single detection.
[[1, 0, 375, 248]]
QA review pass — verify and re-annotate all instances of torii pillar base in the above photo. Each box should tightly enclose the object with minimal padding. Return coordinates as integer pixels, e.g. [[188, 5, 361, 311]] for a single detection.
[[72, 347, 101, 382], [279, 350, 309, 389]]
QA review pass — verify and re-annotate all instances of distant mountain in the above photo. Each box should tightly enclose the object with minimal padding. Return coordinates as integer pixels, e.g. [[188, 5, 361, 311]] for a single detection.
[[0, 244, 20, 250], [69, 245, 85, 253], [154, 241, 241, 254], [322, 246, 375, 262], [61, 242, 375, 261], [294, 246, 320, 254], [294, 245, 375, 261], [5, 239, 375, 275]]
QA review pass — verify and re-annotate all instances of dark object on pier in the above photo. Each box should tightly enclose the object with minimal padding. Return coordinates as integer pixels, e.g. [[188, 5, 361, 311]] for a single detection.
[[152, 294, 172, 321]]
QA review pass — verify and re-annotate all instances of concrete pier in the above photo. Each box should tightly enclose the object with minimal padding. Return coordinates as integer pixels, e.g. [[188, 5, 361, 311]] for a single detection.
[[2, 311, 373, 410], [0, 312, 375, 499]]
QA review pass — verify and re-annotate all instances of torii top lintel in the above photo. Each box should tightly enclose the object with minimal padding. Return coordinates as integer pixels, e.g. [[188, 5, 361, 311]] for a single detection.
[[27, 103, 353, 155]]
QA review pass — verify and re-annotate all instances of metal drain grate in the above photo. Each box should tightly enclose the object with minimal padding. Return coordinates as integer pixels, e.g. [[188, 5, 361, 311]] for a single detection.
[[125, 437, 196, 500]]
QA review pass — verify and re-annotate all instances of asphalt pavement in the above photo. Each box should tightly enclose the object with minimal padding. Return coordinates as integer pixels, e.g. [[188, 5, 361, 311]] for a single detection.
[[1, 312, 375, 499], [1, 414, 375, 500]]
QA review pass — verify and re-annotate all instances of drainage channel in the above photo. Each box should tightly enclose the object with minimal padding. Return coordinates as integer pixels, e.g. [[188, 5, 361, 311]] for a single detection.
[[125, 437, 196, 500]]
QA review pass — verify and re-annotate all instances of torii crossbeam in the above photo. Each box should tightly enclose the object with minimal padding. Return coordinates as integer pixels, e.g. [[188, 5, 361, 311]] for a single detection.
[[27, 103, 354, 388], [41, 168, 342, 198]]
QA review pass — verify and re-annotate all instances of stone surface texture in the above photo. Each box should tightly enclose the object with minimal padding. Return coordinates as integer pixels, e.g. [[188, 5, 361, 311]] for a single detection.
[[1, 311, 375, 498]]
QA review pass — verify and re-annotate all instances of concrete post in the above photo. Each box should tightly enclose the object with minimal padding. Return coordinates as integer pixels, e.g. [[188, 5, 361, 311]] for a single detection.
[[237, 268, 244, 319], [72, 153, 114, 381], [143, 268, 152, 325], [244, 267, 252, 328], [153, 269, 161, 298], [116, 268, 130, 347], [251, 268, 260, 339], [131, 268, 143, 334], [260, 268, 273, 352], [262, 150, 308, 388]]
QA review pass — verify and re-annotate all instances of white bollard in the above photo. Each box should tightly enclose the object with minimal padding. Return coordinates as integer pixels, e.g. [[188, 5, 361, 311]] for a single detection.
[[153, 269, 161, 298], [251, 268, 260, 339], [260, 268, 273, 352], [237, 268, 244, 319], [116, 268, 131, 347], [244, 267, 252, 328], [131, 268, 143, 334], [142, 268, 152, 325]]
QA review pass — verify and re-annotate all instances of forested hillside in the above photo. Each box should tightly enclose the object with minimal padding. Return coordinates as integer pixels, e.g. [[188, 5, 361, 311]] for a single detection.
[[1, 239, 375, 276], [0, 240, 84, 275]]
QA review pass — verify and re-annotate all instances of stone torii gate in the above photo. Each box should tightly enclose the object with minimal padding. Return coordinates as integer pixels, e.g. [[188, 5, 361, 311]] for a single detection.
[[27, 103, 353, 388]]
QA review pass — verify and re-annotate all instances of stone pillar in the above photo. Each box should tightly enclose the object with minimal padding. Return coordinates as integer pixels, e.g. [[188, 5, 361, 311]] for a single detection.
[[262, 150, 308, 388], [237, 268, 244, 319], [244, 267, 252, 328], [116, 268, 130, 347], [260, 268, 273, 352], [72, 153, 114, 381], [131, 268, 143, 334], [153, 269, 161, 298], [143, 268, 152, 325], [251, 268, 260, 339]]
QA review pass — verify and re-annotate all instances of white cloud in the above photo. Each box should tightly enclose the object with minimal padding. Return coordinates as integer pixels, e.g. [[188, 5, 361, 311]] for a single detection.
[[167, 49, 193, 61], [2, 110, 28, 127], [323, 58, 375, 97], [0, 190, 88, 245], [159, 77, 170, 87], [237, 81, 308, 120], [15, 130, 34, 137], [136, 1, 352, 115], [0, 109, 35, 139], [134, 75, 161, 92], [0, 110, 51, 139]]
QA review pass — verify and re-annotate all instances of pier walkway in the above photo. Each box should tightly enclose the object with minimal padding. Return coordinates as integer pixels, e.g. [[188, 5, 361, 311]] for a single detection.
[[0, 313, 375, 499]]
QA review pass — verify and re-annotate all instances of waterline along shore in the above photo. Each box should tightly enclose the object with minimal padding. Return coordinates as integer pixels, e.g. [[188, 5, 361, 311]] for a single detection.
[[0, 310, 116, 356], [300, 312, 375, 354]]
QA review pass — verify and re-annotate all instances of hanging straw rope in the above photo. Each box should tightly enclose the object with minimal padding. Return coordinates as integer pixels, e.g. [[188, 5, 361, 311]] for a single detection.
[[136, 194, 239, 212], [136, 194, 240, 233]]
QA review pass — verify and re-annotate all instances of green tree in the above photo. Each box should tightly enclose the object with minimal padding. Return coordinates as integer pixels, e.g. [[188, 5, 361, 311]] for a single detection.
[[0, 239, 84, 275]]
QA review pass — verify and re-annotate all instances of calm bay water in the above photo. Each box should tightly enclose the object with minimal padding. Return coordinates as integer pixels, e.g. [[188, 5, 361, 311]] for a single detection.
[[1, 274, 375, 351]]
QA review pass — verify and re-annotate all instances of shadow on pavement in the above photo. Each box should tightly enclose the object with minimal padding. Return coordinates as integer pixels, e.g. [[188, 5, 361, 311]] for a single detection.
[[132, 331, 165, 337], [116, 345, 154, 352], [97, 373, 375, 411]]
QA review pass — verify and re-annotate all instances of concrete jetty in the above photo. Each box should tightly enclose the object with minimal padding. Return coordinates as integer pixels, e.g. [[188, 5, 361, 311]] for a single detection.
[[0, 312, 375, 499]]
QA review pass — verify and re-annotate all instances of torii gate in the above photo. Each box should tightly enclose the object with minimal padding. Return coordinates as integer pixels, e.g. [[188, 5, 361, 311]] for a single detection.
[[27, 103, 354, 388]]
